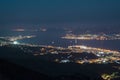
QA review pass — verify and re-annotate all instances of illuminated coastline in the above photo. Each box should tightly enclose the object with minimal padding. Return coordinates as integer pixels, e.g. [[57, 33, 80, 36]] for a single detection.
[[62, 33, 120, 40], [0, 35, 36, 41], [0, 35, 120, 65]]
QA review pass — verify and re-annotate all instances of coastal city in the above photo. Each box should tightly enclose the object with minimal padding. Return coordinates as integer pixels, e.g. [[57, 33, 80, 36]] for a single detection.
[[0, 35, 36, 41], [62, 33, 120, 40], [0, 35, 120, 65], [0, 35, 120, 80], [1, 0, 120, 80]]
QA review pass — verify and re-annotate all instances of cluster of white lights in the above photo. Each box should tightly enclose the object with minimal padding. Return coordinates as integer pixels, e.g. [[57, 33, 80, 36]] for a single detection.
[[13, 41, 19, 44]]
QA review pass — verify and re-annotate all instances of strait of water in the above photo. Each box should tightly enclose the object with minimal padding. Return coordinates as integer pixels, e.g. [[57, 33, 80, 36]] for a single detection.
[[0, 30, 120, 51]]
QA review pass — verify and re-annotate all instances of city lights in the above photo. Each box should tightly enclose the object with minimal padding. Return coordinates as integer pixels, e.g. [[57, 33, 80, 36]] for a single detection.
[[13, 41, 19, 45], [62, 33, 120, 40]]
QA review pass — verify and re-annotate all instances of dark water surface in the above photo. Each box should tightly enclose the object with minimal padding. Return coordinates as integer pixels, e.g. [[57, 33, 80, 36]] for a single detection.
[[0, 30, 120, 51]]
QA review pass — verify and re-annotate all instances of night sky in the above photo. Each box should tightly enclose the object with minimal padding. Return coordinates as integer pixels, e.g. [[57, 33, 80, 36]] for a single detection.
[[0, 0, 120, 25]]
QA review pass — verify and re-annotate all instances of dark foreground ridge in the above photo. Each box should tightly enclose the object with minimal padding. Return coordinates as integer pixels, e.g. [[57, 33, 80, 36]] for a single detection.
[[0, 59, 51, 80], [0, 59, 103, 80]]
